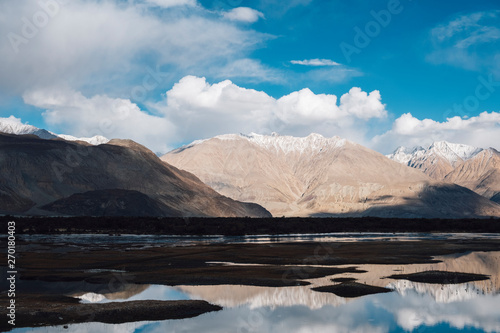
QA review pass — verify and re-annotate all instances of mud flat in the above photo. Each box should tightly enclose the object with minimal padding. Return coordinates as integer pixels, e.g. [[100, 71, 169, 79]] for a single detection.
[[386, 270, 490, 284], [0, 293, 221, 331], [2, 238, 500, 330], [312, 282, 393, 298]]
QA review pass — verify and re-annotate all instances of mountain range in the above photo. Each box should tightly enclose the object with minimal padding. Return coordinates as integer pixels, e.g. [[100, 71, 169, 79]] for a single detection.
[[162, 133, 500, 218], [387, 142, 500, 203], [0, 133, 270, 217], [1, 117, 499, 218]]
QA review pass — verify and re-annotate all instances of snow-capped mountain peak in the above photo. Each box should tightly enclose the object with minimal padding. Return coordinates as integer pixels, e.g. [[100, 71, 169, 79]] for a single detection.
[[428, 141, 483, 164], [0, 116, 109, 145], [163, 133, 500, 218], [183, 132, 347, 155], [0, 116, 57, 140], [388, 141, 483, 167], [244, 132, 346, 154], [57, 134, 110, 145], [387, 146, 425, 165]]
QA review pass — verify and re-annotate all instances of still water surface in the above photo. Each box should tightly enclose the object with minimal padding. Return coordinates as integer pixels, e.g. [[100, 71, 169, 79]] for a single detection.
[[11, 234, 500, 333]]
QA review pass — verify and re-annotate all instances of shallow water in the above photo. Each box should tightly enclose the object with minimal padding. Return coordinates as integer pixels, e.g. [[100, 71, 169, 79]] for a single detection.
[[18, 232, 500, 247], [10, 235, 500, 333], [12, 282, 500, 333], [73, 284, 195, 304]]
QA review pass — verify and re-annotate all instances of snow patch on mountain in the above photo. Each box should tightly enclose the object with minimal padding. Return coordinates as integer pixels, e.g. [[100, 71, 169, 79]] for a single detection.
[[388, 280, 487, 304], [0, 116, 109, 145], [388, 141, 483, 166], [246, 132, 346, 154], [183, 132, 347, 154], [429, 141, 483, 164], [0, 116, 57, 139], [58, 134, 110, 145], [387, 146, 425, 165]]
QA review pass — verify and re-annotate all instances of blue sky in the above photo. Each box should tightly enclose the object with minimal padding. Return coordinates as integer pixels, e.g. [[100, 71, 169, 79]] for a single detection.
[[1, 0, 499, 153]]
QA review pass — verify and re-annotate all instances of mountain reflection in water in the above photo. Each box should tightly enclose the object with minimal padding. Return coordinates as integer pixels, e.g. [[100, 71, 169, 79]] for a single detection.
[[13, 251, 500, 333]]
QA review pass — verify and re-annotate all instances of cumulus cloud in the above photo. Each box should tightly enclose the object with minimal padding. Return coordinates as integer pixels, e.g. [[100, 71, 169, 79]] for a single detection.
[[372, 112, 500, 153], [276, 89, 341, 124], [161, 76, 278, 141], [22, 76, 388, 153], [339, 88, 386, 120], [23, 88, 176, 153], [291, 59, 341, 66], [161, 76, 387, 145], [0, 115, 26, 127], [223, 7, 264, 23], [20, 76, 500, 155]]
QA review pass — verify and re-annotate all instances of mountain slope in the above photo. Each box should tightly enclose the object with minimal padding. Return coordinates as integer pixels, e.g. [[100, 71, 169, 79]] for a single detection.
[[387, 141, 483, 180], [444, 148, 500, 201], [40, 189, 169, 217], [388, 142, 500, 201], [0, 133, 270, 217], [162, 133, 500, 218], [57, 134, 110, 145]]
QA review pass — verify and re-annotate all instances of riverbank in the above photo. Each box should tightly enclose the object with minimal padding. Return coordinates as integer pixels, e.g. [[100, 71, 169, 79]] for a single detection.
[[2, 216, 500, 235]]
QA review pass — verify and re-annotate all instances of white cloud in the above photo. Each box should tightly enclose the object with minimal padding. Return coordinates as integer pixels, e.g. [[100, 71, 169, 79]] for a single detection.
[[22, 76, 387, 154], [427, 10, 500, 73], [162, 76, 277, 141], [289, 60, 361, 84], [20, 77, 500, 155], [431, 11, 500, 50], [0, 115, 25, 127], [0, 0, 266, 95], [23, 88, 176, 153], [223, 7, 264, 23], [454, 26, 500, 49], [372, 112, 500, 153], [162, 76, 387, 145], [212, 58, 283, 83], [431, 12, 487, 42], [144, 0, 197, 8], [339, 88, 386, 120], [291, 59, 341, 66], [301, 67, 363, 84], [276, 88, 341, 123]]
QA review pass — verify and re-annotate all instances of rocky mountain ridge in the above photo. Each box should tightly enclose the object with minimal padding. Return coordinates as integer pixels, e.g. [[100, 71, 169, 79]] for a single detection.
[[388, 141, 500, 202], [0, 116, 109, 145], [162, 133, 500, 218], [0, 133, 270, 217]]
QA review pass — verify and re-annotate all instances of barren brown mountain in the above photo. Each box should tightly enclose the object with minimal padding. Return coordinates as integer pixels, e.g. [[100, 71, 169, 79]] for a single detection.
[[444, 149, 500, 203], [387, 142, 483, 180], [388, 142, 500, 203], [0, 133, 270, 217], [162, 133, 500, 218]]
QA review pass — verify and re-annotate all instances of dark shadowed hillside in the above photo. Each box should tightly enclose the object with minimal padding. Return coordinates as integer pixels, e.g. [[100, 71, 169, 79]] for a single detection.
[[0, 133, 270, 218]]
